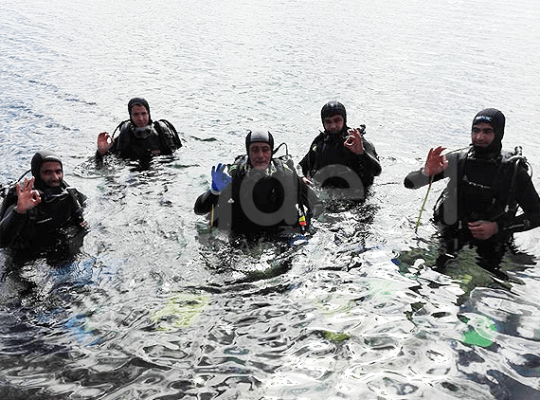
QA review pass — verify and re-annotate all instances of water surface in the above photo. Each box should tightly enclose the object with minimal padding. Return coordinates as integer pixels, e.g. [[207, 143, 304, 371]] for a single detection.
[[1, 0, 540, 398]]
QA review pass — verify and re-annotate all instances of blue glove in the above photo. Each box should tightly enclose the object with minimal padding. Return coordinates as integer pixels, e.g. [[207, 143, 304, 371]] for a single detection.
[[210, 163, 231, 194]]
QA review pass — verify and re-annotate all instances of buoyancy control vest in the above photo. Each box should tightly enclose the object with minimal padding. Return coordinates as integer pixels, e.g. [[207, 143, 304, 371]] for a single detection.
[[217, 155, 309, 234], [0, 178, 87, 258], [112, 119, 182, 160], [302, 125, 379, 190], [306, 125, 366, 172], [433, 147, 529, 229]]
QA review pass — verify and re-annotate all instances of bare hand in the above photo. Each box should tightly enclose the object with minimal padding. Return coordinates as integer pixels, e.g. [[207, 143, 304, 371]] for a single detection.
[[14, 177, 41, 214], [97, 132, 113, 155], [344, 128, 364, 155], [423, 146, 448, 176], [468, 220, 498, 240]]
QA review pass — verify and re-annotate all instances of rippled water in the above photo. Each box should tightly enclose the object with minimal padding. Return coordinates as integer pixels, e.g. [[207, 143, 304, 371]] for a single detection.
[[2, 0, 540, 398]]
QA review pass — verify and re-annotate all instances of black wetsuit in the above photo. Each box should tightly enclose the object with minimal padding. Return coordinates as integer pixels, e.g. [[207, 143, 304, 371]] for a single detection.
[[96, 120, 182, 163], [0, 184, 87, 263], [404, 147, 540, 269], [299, 126, 381, 189], [194, 157, 322, 237]]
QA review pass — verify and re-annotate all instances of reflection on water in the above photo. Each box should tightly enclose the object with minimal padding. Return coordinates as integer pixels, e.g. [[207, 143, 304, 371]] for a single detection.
[[2, 0, 540, 398], [395, 235, 537, 303]]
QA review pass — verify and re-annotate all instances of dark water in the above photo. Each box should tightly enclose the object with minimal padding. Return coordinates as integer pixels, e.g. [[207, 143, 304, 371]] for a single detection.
[[2, 0, 540, 398]]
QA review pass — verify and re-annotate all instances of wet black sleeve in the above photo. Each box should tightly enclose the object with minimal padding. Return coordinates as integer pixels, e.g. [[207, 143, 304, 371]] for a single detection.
[[299, 145, 315, 177], [299, 134, 323, 178], [194, 190, 220, 215], [77, 190, 87, 208], [404, 169, 432, 189], [359, 138, 382, 179], [70, 189, 87, 224], [404, 152, 459, 189], [298, 153, 309, 177]]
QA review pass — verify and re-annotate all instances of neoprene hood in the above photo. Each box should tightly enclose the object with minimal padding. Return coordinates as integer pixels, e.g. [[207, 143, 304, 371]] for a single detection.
[[321, 101, 347, 128], [31, 150, 63, 190], [128, 97, 152, 124], [472, 108, 505, 143], [472, 108, 505, 154]]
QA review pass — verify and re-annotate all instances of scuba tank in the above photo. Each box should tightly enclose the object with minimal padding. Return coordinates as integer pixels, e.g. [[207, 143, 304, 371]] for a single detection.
[[490, 146, 532, 224]]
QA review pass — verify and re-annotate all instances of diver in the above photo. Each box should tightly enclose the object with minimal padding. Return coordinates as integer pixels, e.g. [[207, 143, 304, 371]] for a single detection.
[[194, 129, 323, 240], [0, 150, 88, 264], [95, 97, 182, 165], [404, 108, 540, 272], [299, 101, 382, 198]]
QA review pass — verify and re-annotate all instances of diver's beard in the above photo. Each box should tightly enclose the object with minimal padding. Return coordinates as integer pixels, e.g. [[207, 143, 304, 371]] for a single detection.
[[38, 182, 68, 202], [325, 128, 341, 135], [45, 181, 61, 188], [325, 125, 348, 136], [34, 178, 62, 192], [472, 141, 502, 157]]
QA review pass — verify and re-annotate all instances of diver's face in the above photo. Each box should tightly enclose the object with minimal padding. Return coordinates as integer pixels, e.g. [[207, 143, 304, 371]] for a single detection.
[[40, 161, 63, 187], [130, 105, 150, 128], [471, 122, 495, 148], [249, 143, 272, 170], [323, 114, 344, 134]]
